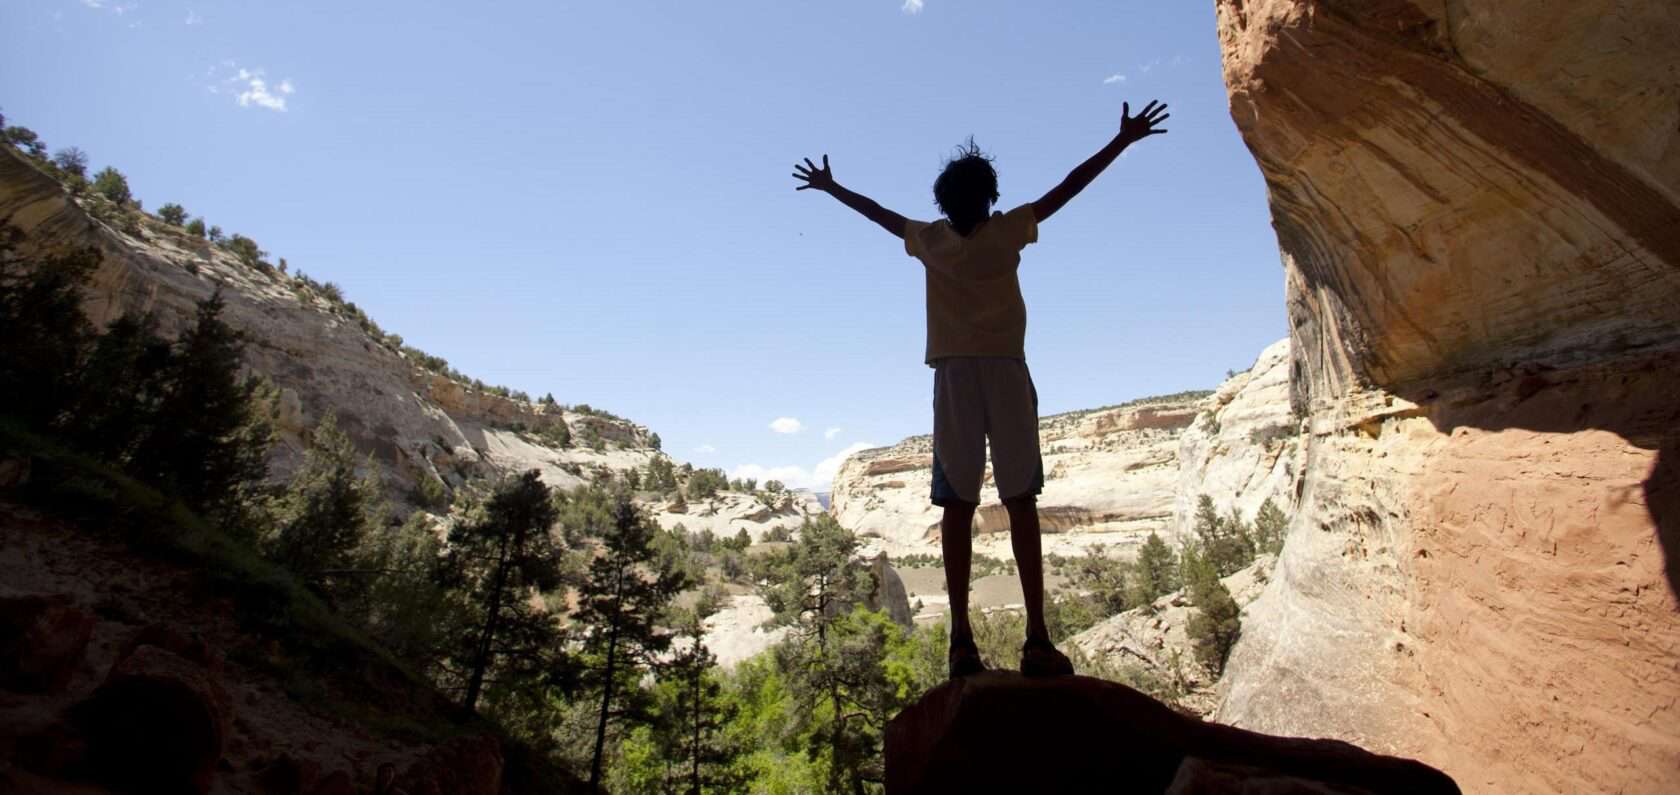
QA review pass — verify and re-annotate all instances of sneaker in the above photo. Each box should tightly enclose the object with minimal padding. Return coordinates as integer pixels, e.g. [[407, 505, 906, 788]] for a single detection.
[[948, 638, 987, 679], [1020, 637, 1074, 677]]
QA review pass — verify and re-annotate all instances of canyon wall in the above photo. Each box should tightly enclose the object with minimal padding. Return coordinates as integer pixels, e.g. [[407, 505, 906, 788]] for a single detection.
[[0, 147, 658, 500], [1214, 2, 1680, 791]]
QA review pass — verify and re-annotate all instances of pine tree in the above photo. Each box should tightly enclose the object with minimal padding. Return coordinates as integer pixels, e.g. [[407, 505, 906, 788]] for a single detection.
[[441, 470, 565, 713], [157, 203, 187, 226], [0, 228, 99, 430], [577, 497, 690, 792], [269, 412, 386, 590], [1253, 498, 1289, 555], [1185, 558, 1242, 676], [91, 166, 131, 204], [755, 514, 876, 792], [654, 588, 747, 794], [131, 292, 272, 532], [1130, 531, 1180, 606]]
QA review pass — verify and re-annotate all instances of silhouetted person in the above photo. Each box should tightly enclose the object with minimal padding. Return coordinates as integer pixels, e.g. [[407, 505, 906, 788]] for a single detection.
[[794, 100, 1170, 678]]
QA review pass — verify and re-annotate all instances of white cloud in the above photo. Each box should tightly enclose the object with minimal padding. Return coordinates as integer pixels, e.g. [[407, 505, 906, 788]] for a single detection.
[[730, 441, 875, 491], [81, 0, 137, 14], [824, 427, 842, 441], [184, 9, 202, 25], [1103, 73, 1126, 85], [769, 417, 803, 435], [211, 64, 294, 112], [694, 444, 717, 454], [1139, 58, 1162, 74], [901, 0, 924, 14]]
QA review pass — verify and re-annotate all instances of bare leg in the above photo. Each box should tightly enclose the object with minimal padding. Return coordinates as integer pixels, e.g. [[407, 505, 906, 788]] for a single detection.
[[1005, 495, 1049, 643], [941, 502, 977, 644]]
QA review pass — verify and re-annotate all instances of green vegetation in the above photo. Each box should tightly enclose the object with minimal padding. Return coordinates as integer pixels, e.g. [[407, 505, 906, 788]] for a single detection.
[[157, 202, 187, 226], [92, 166, 131, 204], [268, 412, 385, 589]]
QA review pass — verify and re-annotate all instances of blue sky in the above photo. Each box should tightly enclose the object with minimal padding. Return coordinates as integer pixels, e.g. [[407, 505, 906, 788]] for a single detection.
[[3, 0, 1284, 491]]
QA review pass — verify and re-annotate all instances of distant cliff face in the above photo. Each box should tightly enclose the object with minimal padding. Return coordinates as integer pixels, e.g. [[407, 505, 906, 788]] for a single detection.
[[830, 344, 1299, 560], [0, 148, 659, 499], [1215, 1, 1680, 791], [829, 394, 1206, 556]]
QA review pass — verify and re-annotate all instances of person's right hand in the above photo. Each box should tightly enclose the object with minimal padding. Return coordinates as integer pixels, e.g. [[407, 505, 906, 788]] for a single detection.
[[792, 155, 836, 192], [1119, 101, 1170, 143]]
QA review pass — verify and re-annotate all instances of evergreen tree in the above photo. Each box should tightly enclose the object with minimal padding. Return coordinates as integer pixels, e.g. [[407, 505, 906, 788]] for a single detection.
[[1253, 498, 1289, 556], [157, 203, 187, 226], [441, 470, 565, 712], [654, 588, 748, 794], [269, 412, 386, 590], [755, 514, 877, 792], [1185, 553, 1241, 676], [185, 217, 207, 238], [577, 497, 690, 792], [92, 166, 131, 204], [1065, 544, 1134, 616], [4, 126, 46, 159], [130, 292, 272, 532], [225, 234, 267, 268], [207, 225, 224, 243], [1129, 531, 1180, 606], [1194, 494, 1254, 577], [0, 228, 99, 430], [357, 511, 461, 675]]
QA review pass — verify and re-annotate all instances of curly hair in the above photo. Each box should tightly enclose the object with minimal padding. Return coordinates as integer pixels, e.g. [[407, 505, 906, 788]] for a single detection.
[[932, 137, 1000, 236]]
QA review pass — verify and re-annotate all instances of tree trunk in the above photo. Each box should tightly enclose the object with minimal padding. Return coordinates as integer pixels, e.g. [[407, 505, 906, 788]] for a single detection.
[[588, 562, 626, 793], [463, 533, 514, 712], [690, 662, 702, 795]]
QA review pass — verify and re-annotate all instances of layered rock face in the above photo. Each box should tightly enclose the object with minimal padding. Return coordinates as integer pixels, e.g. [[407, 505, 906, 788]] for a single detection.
[[1170, 339, 1301, 537], [1215, 2, 1680, 791], [830, 395, 1207, 556], [0, 148, 659, 499]]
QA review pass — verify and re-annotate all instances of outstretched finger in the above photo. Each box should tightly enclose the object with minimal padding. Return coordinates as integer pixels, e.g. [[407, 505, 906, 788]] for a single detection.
[[1149, 128, 1168, 135], [792, 172, 809, 181], [822, 154, 830, 170], [1122, 101, 1131, 119], [804, 157, 818, 171], [1153, 113, 1171, 125], [796, 184, 812, 190]]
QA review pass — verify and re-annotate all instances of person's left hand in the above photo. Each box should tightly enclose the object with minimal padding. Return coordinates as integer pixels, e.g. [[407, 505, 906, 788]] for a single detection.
[[1119, 100, 1170, 143], [793, 155, 836, 192]]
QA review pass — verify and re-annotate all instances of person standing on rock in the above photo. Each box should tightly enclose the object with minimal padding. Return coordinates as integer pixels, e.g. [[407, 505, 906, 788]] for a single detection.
[[793, 100, 1170, 678]]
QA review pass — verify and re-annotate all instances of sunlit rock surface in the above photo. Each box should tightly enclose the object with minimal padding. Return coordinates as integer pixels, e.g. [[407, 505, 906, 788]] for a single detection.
[[1215, 1, 1680, 790]]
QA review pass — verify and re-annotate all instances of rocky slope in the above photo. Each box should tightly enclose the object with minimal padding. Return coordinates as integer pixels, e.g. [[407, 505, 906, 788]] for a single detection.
[[1071, 554, 1276, 716], [0, 146, 659, 502], [0, 503, 517, 795], [1214, 2, 1680, 792]]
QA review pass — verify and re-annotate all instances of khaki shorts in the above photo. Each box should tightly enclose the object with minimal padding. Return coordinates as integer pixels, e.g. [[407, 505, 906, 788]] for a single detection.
[[930, 357, 1044, 506]]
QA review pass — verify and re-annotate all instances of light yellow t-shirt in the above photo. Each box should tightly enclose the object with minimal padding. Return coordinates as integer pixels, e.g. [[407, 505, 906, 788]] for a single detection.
[[904, 204, 1039, 364]]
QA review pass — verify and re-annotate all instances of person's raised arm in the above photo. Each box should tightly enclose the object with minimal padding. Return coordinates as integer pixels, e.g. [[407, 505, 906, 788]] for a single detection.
[[1032, 100, 1169, 224], [792, 154, 911, 239]]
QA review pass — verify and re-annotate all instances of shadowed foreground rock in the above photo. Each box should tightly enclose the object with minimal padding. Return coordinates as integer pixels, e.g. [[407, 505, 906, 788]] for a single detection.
[[885, 672, 1457, 794]]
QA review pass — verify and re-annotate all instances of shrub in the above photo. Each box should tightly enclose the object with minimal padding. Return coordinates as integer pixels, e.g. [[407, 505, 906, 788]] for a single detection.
[[1186, 567, 1241, 676], [4, 126, 47, 159], [92, 166, 132, 205], [224, 235, 267, 269], [207, 225, 224, 243], [412, 472, 449, 511], [185, 217, 206, 238], [157, 203, 187, 226], [51, 147, 88, 177]]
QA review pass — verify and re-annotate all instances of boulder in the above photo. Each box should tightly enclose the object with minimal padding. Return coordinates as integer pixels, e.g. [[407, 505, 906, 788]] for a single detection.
[[76, 644, 231, 794], [0, 594, 94, 693], [884, 672, 1455, 794]]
